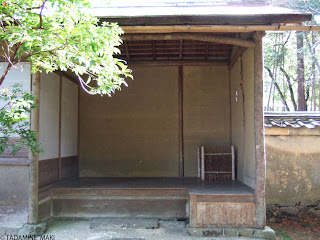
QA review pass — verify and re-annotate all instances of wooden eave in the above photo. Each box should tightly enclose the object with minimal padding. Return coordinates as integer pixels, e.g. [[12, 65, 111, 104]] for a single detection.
[[105, 10, 313, 65], [101, 13, 312, 26]]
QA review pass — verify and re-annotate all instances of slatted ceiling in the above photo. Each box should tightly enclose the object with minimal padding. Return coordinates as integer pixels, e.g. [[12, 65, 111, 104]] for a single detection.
[[116, 37, 233, 61]]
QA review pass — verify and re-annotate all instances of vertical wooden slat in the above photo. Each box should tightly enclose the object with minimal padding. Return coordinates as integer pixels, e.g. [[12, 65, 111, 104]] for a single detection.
[[29, 71, 40, 224], [77, 81, 80, 177], [124, 41, 130, 59], [201, 146, 205, 181], [254, 31, 266, 229], [58, 76, 62, 179], [197, 146, 201, 179], [231, 145, 235, 180], [179, 39, 183, 59], [178, 65, 184, 178]]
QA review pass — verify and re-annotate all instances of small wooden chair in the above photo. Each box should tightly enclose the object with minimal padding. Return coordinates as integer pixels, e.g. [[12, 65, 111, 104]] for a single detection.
[[198, 146, 235, 181]]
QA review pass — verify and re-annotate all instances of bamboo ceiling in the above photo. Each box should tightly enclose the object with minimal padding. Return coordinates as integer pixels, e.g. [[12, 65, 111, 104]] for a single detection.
[[117, 37, 234, 62]]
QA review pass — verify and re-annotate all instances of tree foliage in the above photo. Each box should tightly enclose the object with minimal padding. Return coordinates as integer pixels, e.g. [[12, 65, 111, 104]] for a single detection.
[[0, 83, 41, 155], [263, 1, 320, 111], [0, 0, 132, 155], [0, 0, 132, 95]]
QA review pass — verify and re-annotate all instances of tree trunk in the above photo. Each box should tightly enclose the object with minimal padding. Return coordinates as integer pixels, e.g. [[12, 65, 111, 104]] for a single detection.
[[296, 31, 306, 111], [280, 67, 297, 111], [265, 66, 290, 111]]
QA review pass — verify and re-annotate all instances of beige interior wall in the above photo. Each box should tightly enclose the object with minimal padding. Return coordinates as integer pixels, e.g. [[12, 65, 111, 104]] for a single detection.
[[230, 60, 244, 181], [79, 66, 179, 177], [230, 48, 256, 188], [61, 78, 78, 157], [39, 72, 60, 160], [183, 66, 230, 176]]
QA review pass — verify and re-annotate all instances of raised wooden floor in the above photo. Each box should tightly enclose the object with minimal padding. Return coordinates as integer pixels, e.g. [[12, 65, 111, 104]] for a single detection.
[[39, 178, 255, 227]]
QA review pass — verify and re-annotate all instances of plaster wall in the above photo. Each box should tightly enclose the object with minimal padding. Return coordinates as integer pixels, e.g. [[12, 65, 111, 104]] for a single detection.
[[230, 48, 256, 188], [39, 72, 60, 160], [79, 66, 179, 177], [79, 65, 230, 177], [61, 77, 78, 157], [265, 127, 320, 205], [0, 164, 29, 206], [183, 66, 230, 176]]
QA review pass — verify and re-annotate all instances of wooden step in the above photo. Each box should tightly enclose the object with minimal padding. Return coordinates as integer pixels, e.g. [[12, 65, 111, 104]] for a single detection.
[[51, 188, 188, 219]]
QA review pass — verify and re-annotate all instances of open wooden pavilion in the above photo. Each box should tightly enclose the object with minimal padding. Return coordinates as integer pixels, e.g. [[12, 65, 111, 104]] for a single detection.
[[25, 0, 316, 236]]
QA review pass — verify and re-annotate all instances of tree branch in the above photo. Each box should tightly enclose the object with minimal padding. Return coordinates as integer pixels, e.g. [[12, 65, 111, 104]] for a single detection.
[[265, 66, 290, 111], [280, 67, 297, 111]]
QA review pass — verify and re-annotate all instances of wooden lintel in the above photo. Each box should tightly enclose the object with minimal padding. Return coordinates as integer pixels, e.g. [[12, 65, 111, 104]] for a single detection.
[[122, 33, 255, 48], [55, 71, 78, 85], [127, 60, 228, 66], [122, 25, 320, 34]]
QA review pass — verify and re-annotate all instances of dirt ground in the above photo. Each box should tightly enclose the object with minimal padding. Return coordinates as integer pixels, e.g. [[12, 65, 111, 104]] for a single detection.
[[268, 215, 320, 240], [44, 220, 260, 240]]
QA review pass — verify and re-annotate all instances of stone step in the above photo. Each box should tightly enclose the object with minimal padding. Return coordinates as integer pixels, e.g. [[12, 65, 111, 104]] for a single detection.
[[90, 218, 159, 230]]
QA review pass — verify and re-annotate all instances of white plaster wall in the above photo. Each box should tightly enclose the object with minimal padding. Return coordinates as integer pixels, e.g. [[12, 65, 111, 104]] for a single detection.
[[230, 48, 256, 189], [61, 77, 78, 157], [242, 48, 256, 189], [39, 72, 60, 160]]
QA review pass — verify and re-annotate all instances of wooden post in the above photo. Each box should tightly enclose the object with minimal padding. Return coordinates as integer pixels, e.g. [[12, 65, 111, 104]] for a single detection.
[[197, 147, 201, 179], [178, 66, 184, 178], [253, 31, 266, 229], [231, 146, 235, 181], [58, 76, 62, 179], [201, 146, 205, 181], [28, 71, 40, 224]]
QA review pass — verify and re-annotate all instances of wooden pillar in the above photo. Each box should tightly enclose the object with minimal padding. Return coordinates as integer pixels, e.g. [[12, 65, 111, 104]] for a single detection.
[[28, 71, 40, 224], [253, 32, 266, 229], [58, 76, 62, 179], [178, 65, 184, 178]]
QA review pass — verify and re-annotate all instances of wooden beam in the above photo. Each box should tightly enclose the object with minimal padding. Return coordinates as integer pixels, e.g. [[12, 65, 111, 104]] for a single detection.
[[127, 60, 228, 66], [54, 71, 78, 85], [29, 71, 40, 224], [178, 65, 184, 178], [229, 47, 247, 70], [106, 14, 312, 27], [253, 31, 267, 229], [122, 33, 255, 48], [122, 25, 320, 34], [124, 41, 130, 59]]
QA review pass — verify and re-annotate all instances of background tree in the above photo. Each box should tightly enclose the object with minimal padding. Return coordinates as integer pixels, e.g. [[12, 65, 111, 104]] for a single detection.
[[0, 0, 132, 155], [264, 0, 320, 111]]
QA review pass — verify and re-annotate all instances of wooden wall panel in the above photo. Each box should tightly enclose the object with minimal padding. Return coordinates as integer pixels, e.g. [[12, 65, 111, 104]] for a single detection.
[[39, 158, 59, 187], [61, 156, 79, 179], [196, 202, 255, 228], [189, 194, 255, 228]]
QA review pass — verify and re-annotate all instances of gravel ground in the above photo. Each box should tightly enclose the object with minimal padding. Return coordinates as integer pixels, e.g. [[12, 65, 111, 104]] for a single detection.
[[44, 220, 260, 240]]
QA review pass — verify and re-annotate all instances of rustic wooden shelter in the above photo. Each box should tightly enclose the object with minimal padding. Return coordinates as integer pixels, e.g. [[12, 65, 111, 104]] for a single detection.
[[19, 0, 316, 236]]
